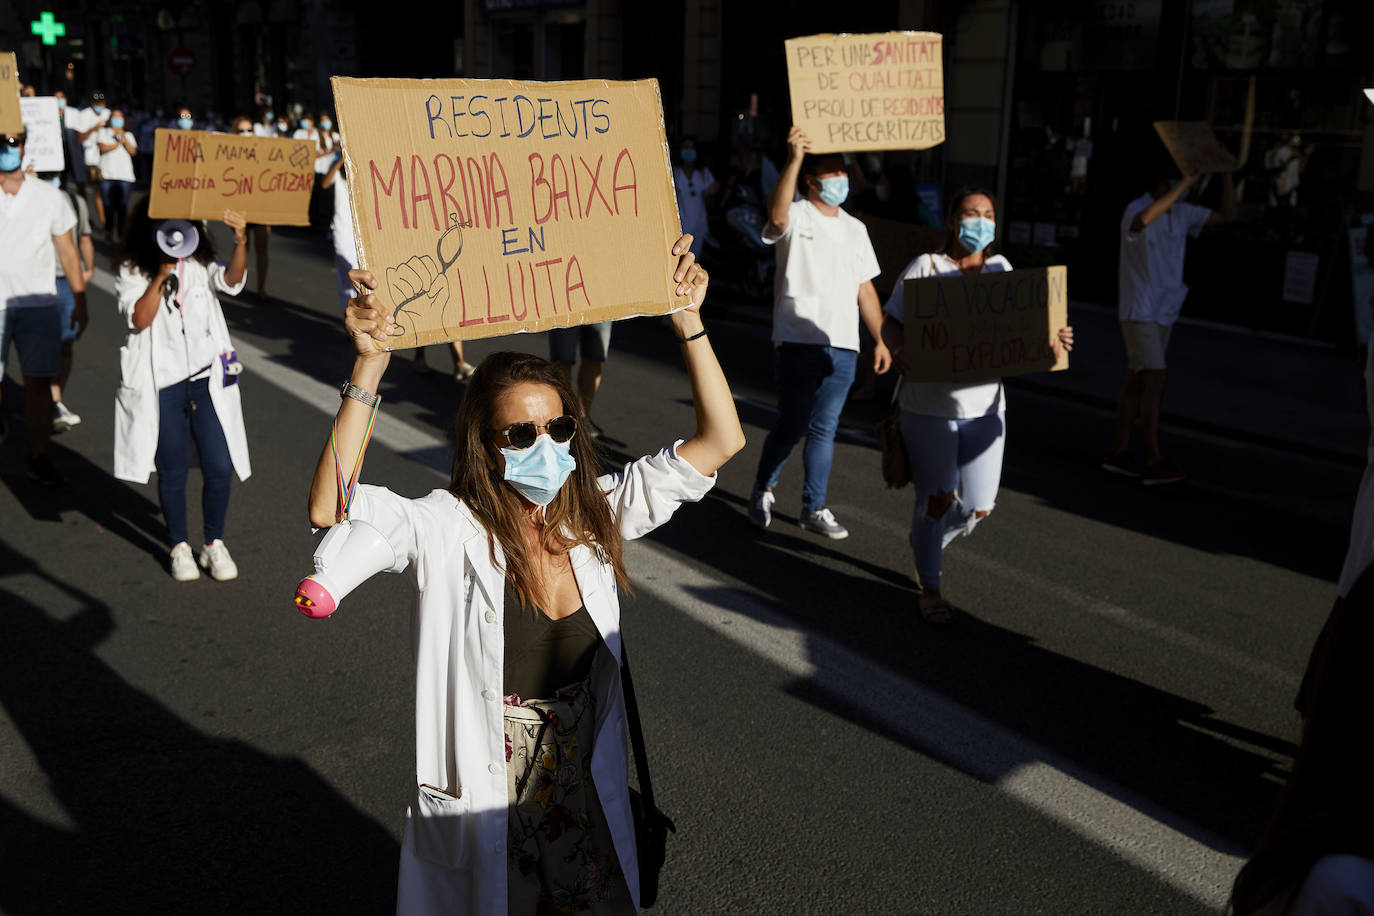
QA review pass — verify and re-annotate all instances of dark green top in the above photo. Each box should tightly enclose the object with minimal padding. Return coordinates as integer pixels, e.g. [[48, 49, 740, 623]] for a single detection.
[[503, 579, 601, 701]]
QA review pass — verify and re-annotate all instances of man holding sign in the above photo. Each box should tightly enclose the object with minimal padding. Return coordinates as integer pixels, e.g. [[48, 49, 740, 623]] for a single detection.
[[1105, 156, 1235, 485], [747, 125, 891, 540]]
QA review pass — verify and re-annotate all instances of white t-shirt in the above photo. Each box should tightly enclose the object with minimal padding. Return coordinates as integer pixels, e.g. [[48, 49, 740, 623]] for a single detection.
[[883, 251, 1010, 418], [96, 127, 138, 182], [673, 165, 715, 241], [314, 131, 339, 174], [1118, 192, 1211, 326], [115, 257, 245, 389], [253, 122, 275, 138], [0, 176, 77, 309], [332, 172, 357, 263], [72, 107, 107, 166], [762, 198, 881, 352]]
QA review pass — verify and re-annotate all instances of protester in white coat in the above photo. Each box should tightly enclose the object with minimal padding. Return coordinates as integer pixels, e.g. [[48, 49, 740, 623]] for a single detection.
[[308, 233, 743, 915], [114, 195, 251, 582]]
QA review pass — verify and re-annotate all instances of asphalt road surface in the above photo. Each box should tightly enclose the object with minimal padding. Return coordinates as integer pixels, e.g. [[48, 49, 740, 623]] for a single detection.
[[0, 223, 1356, 914]]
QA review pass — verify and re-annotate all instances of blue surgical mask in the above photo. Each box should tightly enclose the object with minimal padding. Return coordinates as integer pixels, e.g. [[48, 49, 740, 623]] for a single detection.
[[0, 146, 21, 173], [958, 217, 996, 254], [110, 116, 125, 129], [301, 120, 313, 130], [320, 119, 332, 131], [680, 148, 697, 164], [56, 98, 66, 111], [277, 122, 288, 133], [93, 105, 108, 114], [500, 435, 577, 507], [818, 175, 849, 207], [177, 116, 194, 130]]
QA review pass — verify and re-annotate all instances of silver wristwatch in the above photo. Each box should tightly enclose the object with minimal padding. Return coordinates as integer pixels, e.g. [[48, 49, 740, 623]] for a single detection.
[[340, 381, 380, 408]]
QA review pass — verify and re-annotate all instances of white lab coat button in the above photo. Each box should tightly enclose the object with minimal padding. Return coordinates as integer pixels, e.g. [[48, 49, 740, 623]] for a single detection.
[[484, 610, 497, 624], [488, 762, 501, 776], [482, 688, 497, 702]]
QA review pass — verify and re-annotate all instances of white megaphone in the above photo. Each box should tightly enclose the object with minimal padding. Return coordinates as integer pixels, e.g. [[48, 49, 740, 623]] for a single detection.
[[155, 219, 200, 259], [292, 519, 397, 618]]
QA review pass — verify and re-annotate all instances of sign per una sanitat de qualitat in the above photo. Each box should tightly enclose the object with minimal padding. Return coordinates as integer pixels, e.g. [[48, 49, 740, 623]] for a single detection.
[[148, 129, 316, 224], [331, 76, 687, 348], [902, 267, 1070, 385], [785, 31, 944, 154]]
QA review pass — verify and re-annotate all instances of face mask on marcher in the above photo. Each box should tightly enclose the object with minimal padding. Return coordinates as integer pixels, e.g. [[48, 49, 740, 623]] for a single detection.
[[680, 148, 697, 164], [110, 116, 125, 129], [958, 217, 997, 254], [0, 146, 22, 173], [817, 175, 849, 207], [177, 116, 194, 130], [320, 119, 332, 131], [500, 435, 577, 507]]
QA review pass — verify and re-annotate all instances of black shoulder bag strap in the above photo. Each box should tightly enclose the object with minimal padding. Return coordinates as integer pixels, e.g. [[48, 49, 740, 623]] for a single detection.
[[620, 646, 674, 908]]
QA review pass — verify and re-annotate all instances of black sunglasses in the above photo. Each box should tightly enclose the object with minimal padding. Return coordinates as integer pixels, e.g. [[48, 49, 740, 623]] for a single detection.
[[497, 416, 578, 450], [3, 135, 26, 148]]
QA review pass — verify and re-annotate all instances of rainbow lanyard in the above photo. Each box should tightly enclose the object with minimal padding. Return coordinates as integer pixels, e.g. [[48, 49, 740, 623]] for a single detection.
[[331, 398, 379, 520]]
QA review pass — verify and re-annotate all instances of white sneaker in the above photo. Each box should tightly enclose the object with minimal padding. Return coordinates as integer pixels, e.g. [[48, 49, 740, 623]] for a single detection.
[[199, 539, 239, 581], [170, 542, 200, 581], [748, 487, 774, 528], [52, 401, 82, 433], [799, 507, 849, 540]]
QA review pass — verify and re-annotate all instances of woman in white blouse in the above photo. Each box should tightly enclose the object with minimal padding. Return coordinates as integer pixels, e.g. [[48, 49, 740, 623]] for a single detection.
[[880, 187, 1073, 625], [95, 108, 137, 240], [308, 232, 743, 915]]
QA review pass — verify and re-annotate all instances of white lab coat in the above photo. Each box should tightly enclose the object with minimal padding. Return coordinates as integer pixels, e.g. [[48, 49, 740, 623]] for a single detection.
[[345, 443, 715, 915], [113, 259, 251, 484]]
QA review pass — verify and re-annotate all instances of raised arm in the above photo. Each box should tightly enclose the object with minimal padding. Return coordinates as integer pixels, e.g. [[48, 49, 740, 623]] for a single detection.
[[221, 210, 249, 286], [1131, 174, 1199, 233], [768, 126, 809, 235], [309, 270, 399, 527], [668, 234, 746, 477]]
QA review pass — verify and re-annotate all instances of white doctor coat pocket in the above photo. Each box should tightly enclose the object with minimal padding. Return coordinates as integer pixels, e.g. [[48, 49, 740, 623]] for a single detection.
[[407, 783, 473, 870]]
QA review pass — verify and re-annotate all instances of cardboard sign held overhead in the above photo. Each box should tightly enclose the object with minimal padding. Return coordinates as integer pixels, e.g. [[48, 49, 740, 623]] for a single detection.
[[902, 266, 1069, 384], [331, 76, 686, 348], [1153, 121, 1236, 175], [0, 52, 21, 136], [786, 32, 944, 154], [19, 97, 63, 172], [148, 129, 315, 224]]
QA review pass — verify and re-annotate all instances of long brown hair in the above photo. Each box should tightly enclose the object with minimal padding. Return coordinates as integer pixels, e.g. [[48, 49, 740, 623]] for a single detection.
[[449, 351, 629, 609]]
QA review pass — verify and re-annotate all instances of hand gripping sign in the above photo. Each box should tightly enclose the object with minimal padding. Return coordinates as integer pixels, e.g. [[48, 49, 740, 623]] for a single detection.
[[331, 76, 690, 349]]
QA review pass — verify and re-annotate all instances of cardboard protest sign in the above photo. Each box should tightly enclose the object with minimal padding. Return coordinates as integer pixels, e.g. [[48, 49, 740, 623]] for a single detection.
[[0, 53, 21, 136], [1365, 89, 1374, 105], [854, 211, 945, 300], [331, 76, 686, 348], [785, 32, 944, 154], [148, 129, 315, 224], [1153, 121, 1236, 175], [19, 97, 63, 171], [902, 266, 1069, 384]]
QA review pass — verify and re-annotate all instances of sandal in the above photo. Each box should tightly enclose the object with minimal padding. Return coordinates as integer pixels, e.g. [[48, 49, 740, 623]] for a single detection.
[[919, 597, 953, 627]]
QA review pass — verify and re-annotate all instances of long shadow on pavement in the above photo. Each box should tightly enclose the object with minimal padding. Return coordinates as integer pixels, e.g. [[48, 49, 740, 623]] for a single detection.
[[638, 490, 1288, 853], [0, 540, 399, 914]]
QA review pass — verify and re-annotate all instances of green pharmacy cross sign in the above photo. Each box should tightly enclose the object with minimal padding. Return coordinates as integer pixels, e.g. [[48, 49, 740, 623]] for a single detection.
[[31, 12, 67, 46]]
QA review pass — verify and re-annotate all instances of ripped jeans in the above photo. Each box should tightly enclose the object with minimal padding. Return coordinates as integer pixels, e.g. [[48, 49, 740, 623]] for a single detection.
[[900, 410, 1006, 591]]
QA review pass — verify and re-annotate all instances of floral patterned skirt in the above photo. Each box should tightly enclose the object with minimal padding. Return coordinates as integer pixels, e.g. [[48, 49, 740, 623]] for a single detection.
[[505, 674, 627, 915]]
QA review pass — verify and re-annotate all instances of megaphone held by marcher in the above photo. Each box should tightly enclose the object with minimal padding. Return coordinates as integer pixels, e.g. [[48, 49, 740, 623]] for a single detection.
[[155, 219, 199, 259], [293, 519, 396, 618]]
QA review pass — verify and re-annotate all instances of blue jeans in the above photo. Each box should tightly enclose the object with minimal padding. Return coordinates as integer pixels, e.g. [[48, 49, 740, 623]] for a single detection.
[[156, 377, 233, 547], [99, 179, 133, 237], [900, 410, 1006, 591], [754, 344, 857, 512]]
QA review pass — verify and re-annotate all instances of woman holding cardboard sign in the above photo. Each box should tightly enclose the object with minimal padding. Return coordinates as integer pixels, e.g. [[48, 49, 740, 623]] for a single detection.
[[879, 187, 1073, 625], [308, 232, 743, 915]]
